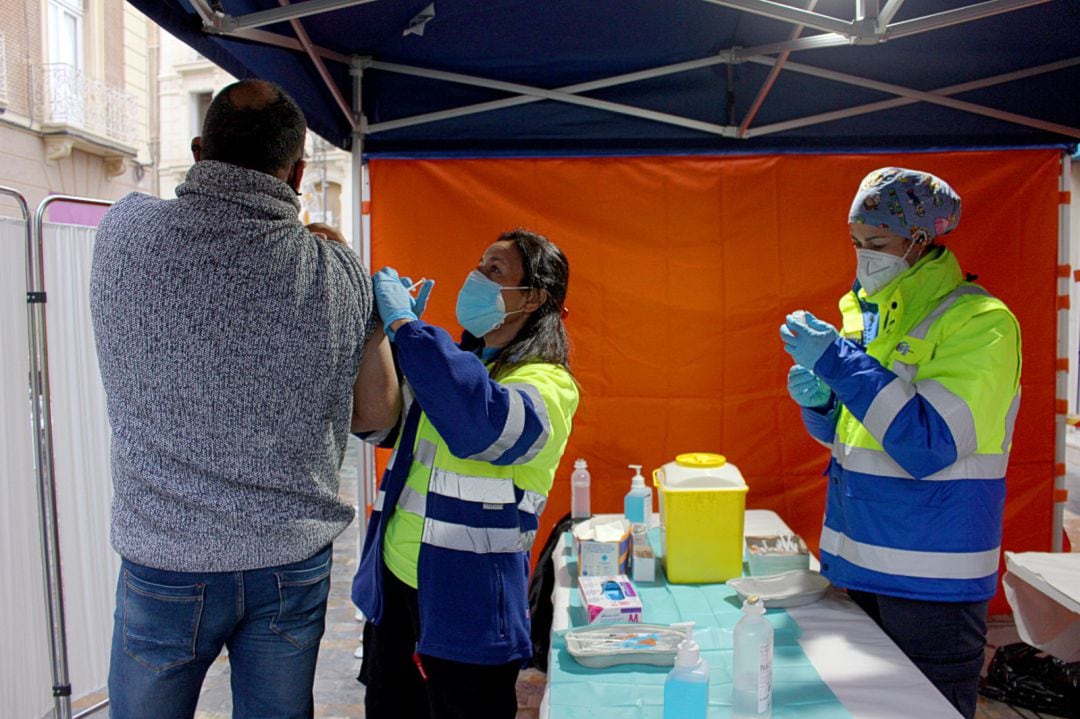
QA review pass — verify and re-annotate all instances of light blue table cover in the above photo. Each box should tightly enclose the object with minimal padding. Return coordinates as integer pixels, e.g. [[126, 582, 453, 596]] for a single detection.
[[546, 532, 853, 718]]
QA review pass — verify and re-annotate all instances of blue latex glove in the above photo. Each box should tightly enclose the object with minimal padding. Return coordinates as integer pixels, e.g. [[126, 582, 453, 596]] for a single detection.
[[374, 267, 417, 341], [397, 275, 435, 319], [780, 310, 839, 370], [787, 365, 832, 408]]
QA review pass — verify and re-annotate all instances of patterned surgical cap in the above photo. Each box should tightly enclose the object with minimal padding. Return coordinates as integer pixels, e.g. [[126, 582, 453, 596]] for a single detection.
[[848, 167, 961, 244]]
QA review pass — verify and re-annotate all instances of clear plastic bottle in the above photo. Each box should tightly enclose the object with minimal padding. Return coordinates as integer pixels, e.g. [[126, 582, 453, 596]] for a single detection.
[[623, 464, 652, 524], [570, 458, 591, 521], [663, 624, 709, 719], [732, 595, 773, 719]]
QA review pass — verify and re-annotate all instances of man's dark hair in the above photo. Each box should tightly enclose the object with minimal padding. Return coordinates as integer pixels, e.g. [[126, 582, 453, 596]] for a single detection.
[[200, 80, 306, 176]]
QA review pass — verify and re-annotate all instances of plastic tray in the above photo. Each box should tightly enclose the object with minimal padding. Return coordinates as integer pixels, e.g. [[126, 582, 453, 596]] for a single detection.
[[565, 623, 691, 668]]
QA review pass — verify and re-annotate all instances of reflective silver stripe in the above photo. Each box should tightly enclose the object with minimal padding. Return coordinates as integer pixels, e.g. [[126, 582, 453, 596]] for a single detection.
[[917, 379, 978, 457], [374, 489, 386, 512], [415, 438, 437, 469], [517, 489, 547, 516], [832, 443, 1009, 480], [429, 467, 516, 504], [507, 383, 551, 464], [386, 449, 396, 472], [1001, 391, 1020, 452], [820, 526, 999, 580], [466, 387, 526, 461], [890, 287, 988, 378], [518, 529, 538, 552], [396, 484, 427, 517], [908, 286, 989, 340], [861, 377, 915, 440], [422, 518, 522, 554]]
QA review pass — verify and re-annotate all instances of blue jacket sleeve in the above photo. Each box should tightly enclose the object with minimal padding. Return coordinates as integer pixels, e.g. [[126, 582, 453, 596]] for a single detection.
[[392, 320, 550, 464], [813, 337, 958, 478], [800, 396, 840, 445]]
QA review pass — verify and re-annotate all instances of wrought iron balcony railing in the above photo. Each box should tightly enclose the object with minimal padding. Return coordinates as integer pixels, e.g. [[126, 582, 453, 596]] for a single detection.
[[35, 63, 137, 147]]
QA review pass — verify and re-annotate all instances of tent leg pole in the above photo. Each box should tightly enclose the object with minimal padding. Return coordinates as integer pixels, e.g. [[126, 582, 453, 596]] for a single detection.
[[350, 56, 376, 600], [1056, 152, 1073, 552]]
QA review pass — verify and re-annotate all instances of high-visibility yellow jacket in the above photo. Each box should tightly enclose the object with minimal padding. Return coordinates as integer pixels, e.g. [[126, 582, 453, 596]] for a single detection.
[[352, 320, 578, 664], [801, 247, 1021, 601]]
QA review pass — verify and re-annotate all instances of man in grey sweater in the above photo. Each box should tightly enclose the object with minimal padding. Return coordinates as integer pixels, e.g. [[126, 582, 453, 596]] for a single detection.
[[90, 79, 397, 718]]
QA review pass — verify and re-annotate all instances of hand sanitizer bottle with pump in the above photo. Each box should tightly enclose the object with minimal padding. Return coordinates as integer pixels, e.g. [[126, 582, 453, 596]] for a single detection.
[[732, 595, 773, 719], [623, 464, 652, 525], [570, 459, 591, 522], [663, 623, 709, 719]]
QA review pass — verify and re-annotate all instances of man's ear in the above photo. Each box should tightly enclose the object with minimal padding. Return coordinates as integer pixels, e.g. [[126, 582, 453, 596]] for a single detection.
[[190, 137, 202, 162], [289, 159, 307, 194]]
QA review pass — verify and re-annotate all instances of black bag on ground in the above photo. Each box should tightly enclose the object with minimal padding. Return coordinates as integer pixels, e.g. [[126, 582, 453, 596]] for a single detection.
[[979, 642, 1080, 718], [527, 512, 575, 672]]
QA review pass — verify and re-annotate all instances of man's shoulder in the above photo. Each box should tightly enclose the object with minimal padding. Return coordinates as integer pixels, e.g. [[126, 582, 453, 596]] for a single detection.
[[100, 192, 169, 229]]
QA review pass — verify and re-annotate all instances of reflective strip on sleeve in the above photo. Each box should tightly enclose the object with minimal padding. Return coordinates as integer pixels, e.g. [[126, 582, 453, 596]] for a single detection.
[[916, 379, 978, 457], [465, 387, 526, 462], [1001, 392, 1020, 452], [396, 484, 426, 517], [518, 529, 538, 553], [506, 383, 551, 464], [517, 489, 547, 516], [373, 489, 385, 512], [820, 526, 999, 580], [415, 438, 437, 469], [422, 518, 522, 554], [429, 467, 516, 505], [833, 444, 1009, 481], [861, 377, 916, 440]]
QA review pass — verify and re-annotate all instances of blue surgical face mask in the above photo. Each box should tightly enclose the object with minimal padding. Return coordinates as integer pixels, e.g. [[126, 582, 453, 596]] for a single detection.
[[455, 270, 529, 337]]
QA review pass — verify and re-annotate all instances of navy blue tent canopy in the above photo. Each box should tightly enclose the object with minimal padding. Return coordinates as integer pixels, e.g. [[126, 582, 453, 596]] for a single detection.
[[129, 0, 1080, 156]]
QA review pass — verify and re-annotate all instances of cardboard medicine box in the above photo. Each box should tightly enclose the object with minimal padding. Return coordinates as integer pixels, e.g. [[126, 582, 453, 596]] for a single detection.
[[578, 575, 643, 625], [573, 517, 631, 577]]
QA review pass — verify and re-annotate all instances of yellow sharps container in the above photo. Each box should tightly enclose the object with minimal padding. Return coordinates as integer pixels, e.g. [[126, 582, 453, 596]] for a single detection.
[[652, 452, 748, 583]]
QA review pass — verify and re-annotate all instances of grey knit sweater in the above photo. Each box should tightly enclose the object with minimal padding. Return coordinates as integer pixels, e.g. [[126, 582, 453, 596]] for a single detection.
[[90, 161, 373, 572]]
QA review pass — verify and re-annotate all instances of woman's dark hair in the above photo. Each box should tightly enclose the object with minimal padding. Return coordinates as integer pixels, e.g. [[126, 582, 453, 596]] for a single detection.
[[463, 228, 571, 377]]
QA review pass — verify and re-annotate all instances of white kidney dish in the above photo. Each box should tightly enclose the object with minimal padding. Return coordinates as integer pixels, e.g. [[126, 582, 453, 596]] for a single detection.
[[727, 569, 831, 608]]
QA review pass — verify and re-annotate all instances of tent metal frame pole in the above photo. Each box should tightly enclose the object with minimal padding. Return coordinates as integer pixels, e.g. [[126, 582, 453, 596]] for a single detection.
[[738, 0, 819, 138], [748, 56, 1080, 137], [278, 0, 356, 129], [367, 60, 737, 137], [746, 55, 1080, 139], [700, 0, 852, 35], [876, 0, 906, 30], [1055, 152, 1072, 552], [886, 0, 1052, 40], [23, 193, 114, 719], [350, 55, 375, 582], [227, 0, 381, 32]]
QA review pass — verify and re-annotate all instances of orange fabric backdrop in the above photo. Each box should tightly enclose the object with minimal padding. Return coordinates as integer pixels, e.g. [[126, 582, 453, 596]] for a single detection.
[[368, 149, 1061, 614]]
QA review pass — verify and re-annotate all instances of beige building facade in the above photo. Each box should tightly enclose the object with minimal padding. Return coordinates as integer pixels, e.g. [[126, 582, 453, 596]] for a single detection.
[[0, 0, 157, 218]]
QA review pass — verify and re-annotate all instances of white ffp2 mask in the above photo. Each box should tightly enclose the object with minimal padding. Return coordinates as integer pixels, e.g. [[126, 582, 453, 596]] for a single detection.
[[856, 248, 910, 296]]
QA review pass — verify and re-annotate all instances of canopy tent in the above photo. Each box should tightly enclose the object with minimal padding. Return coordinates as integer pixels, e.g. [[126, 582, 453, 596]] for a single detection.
[[123, 1, 1076, 594], [130, 0, 1080, 156]]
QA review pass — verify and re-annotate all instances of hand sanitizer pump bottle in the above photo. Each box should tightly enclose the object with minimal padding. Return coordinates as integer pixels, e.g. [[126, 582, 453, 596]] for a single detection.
[[623, 464, 652, 525], [733, 595, 773, 719], [570, 459, 591, 522], [663, 624, 709, 719]]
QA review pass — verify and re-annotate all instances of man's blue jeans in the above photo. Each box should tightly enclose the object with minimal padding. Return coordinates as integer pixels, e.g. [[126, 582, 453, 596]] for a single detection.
[[108, 545, 332, 719]]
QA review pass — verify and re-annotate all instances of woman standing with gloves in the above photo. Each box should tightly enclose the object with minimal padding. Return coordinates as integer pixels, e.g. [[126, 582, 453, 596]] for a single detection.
[[353, 228, 579, 719], [780, 168, 1021, 719]]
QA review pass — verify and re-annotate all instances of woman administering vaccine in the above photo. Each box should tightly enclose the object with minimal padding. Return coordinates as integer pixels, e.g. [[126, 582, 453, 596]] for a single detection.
[[352, 228, 579, 719]]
